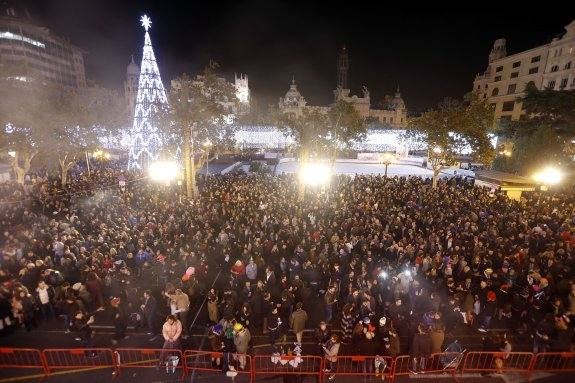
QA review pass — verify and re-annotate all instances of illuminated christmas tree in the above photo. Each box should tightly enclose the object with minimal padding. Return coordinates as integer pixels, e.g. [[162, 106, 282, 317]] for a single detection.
[[128, 14, 168, 170]]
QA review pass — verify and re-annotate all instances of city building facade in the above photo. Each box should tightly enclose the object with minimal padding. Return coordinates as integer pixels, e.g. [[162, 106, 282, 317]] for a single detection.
[[278, 48, 407, 127], [0, 5, 86, 88], [473, 20, 575, 123]]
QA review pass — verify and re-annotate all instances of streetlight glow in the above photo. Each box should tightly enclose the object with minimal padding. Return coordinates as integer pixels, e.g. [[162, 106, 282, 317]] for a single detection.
[[299, 162, 331, 186], [532, 166, 563, 185], [148, 160, 178, 183], [432, 146, 442, 154]]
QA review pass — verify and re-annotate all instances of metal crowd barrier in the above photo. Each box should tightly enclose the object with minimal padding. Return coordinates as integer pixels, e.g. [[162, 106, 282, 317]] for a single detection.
[[461, 351, 534, 376], [327, 355, 394, 381], [0, 348, 47, 377], [530, 352, 575, 375], [253, 355, 323, 382], [114, 348, 184, 378], [184, 350, 252, 381], [391, 352, 462, 381], [42, 348, 116, 374], [2, 347, 575, 381]]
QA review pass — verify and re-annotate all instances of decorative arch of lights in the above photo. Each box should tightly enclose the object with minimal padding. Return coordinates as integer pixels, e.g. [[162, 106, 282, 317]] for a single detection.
[[127, 14, 168, 170]]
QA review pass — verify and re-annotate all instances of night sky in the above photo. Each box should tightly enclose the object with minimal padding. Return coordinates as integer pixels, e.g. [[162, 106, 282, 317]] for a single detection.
[[10, 0, 575, 114]]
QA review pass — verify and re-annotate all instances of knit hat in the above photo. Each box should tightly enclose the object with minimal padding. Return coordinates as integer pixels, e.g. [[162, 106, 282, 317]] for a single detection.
[[233, 323, 244, 332], [212, 324, 224, 335]]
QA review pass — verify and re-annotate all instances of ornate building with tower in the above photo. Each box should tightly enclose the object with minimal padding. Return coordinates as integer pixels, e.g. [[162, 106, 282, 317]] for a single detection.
[[279, 47, 407, 127]]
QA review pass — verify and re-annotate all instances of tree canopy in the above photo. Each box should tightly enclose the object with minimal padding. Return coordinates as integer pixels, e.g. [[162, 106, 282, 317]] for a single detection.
[[408, 93, 495, 187], [157, 63, 238, 196], [493, 84, 575, 175]]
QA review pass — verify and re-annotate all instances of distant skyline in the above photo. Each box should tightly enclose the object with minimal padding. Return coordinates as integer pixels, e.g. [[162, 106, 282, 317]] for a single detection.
[[8, 0, 575, 113]]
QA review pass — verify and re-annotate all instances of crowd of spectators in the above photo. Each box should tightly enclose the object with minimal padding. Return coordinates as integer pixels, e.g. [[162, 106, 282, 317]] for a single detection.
[[1, 165, 574, 373]]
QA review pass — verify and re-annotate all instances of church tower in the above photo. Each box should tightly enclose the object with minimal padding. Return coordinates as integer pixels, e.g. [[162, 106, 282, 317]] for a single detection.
[[235, 73, 250, 104], [337, 46, 349, 89]]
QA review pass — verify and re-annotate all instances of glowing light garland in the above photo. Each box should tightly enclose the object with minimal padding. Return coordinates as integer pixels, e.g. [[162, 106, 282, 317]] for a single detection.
[[127, 14, 168, 170]]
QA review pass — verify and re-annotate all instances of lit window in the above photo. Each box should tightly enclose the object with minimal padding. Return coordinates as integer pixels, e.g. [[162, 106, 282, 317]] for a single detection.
[[0, 31, 45, 48]]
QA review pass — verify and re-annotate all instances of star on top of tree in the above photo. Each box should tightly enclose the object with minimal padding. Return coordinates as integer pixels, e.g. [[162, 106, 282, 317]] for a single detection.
[[140, 14, 152, 31]]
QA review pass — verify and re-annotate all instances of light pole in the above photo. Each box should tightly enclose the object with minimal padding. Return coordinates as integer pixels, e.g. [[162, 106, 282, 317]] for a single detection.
[[532, 166, 563, 191], [379, 152, 395, 177], [203, 139, 213, 176]]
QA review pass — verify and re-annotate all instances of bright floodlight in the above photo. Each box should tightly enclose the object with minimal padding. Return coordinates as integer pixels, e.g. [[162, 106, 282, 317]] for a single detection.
[[149, 161, 178, 183], [533, 166, 563, 185], [379, 271, 388, 279], [299, 162, 331, 186]]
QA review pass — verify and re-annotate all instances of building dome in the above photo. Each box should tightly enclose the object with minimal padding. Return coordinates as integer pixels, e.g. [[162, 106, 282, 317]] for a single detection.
[[280, 77, 306, 108], [389, 87, 405, 110], [127, 55, 139, 76]]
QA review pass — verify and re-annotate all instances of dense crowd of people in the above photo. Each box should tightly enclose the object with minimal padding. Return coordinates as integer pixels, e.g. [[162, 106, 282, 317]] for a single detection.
[[1, 164, 574, 374]]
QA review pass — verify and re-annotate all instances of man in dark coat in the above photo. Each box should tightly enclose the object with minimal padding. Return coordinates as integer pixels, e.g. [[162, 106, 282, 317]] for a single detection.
[[141, 290, 158, 340]]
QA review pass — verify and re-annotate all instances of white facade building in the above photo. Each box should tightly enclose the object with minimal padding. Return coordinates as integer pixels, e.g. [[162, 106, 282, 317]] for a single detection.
[[473, 20, 575, 123]]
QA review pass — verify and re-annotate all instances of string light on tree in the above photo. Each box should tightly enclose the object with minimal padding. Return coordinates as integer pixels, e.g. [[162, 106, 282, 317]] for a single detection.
[[127, 14, 168, 170]]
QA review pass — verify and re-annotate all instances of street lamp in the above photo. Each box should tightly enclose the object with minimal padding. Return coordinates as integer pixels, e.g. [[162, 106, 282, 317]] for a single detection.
[[203, 139, 213, 176], [532, 166, 563, 190], [299, 162, 331, 186], [149, 160, 178, 184], [379, 152, 395, 177], [432, 146, 443, 154]]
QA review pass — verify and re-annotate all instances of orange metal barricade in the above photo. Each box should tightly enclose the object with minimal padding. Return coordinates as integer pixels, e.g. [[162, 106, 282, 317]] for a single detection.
[[42, 348, 116, 374], [0, 348, 47, 377], [530, 352, 575, 375], [184, 350, 252, 381], [115, 348, 184, 377], [461, 351, 533, 376], [253, 355, 323, 382], [325, 355, 393, 381], [390, 355, 411, 380]]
